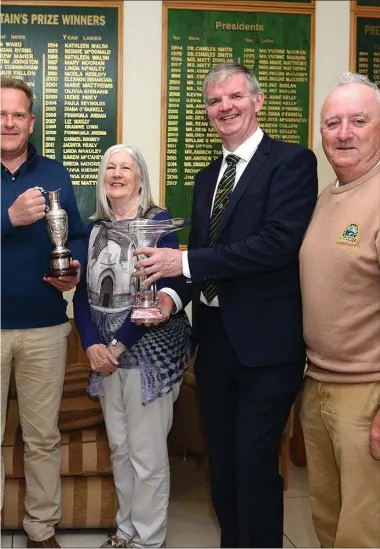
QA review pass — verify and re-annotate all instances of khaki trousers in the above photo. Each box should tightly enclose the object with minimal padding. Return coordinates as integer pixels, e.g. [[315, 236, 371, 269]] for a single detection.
[[301, 378, 380, 548], [100, 369, 180, 548], [1, 323, 71, 542]]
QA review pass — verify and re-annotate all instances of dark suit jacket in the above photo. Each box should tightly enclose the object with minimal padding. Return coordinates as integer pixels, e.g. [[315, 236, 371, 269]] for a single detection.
[[171, 132, 318, 367]]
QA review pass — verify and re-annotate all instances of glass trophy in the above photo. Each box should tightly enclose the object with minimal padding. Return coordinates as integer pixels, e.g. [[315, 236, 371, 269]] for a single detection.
[[127, 218, 189, 322]]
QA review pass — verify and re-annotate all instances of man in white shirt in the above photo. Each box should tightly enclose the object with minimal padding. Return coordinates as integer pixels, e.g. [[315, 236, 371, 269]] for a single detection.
[[135, 63, 318, 548]]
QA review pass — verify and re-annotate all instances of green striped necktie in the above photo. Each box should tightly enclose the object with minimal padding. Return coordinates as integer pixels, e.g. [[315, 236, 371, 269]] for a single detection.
[[203, 153, 240, 303]]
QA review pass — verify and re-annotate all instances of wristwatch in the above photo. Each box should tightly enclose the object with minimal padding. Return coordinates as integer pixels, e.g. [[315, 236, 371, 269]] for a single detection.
[[110, 339, 126, 354]]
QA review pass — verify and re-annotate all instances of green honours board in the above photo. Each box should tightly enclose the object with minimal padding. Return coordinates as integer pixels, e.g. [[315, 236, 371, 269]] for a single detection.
[[162, 4, 314, 245], [1, 1, 122, 223], [354, 15, 380, 86], [356, 1, 380, 7]]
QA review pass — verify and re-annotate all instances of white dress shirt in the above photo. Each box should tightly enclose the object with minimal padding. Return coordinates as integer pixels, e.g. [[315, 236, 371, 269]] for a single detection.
[[161, 127, 264, 311]]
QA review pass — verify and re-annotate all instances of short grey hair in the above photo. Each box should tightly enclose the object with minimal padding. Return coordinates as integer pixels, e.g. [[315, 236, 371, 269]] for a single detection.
[[1, 76, 34, 113], [202, 62, 261, 104], [91, 144, 155, 221], [330, 72, 380, 109]]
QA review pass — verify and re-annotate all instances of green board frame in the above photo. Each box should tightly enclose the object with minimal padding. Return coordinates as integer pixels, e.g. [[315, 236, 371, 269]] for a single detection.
[[1, 0, 123, 223], [161, 1, 314, 245]]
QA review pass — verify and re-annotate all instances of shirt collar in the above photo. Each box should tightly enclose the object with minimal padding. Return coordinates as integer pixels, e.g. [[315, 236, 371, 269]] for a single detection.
[[222, 127, 264, 163], [1, 142, 38, 175], [27, 142, 38, 161]]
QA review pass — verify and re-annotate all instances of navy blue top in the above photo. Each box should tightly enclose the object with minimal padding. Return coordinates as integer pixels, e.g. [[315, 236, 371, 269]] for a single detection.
[[73, 210, 179, 351], [1, 144, 87, 329]]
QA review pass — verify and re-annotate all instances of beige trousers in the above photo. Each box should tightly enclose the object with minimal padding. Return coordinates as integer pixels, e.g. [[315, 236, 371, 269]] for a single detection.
[[1, 323, 71, 542], [301, 377, 380, 548], [100, 369, 180, 548]]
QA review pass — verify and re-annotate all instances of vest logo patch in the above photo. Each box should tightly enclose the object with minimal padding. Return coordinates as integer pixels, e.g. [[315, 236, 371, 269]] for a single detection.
[[337, 223, 360, 247]]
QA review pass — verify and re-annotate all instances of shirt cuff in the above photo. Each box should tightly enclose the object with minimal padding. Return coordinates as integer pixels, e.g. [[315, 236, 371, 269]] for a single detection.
[[159, 288, 183, 314], [182, 251, 191, 279]]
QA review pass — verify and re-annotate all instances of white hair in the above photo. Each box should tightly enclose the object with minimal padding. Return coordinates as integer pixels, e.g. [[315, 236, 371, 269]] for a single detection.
[[90, 144, 155, 221], [330, 72, 380, 108]]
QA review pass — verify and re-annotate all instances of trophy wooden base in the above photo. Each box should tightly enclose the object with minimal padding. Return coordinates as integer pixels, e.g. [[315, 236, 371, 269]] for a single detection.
[[47, 249, 76, 278], [46, 266, 77, 278]]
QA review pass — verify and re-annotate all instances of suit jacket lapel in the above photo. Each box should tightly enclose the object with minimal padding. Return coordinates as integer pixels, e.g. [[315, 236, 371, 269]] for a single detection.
[[218, 134, 271, 237]]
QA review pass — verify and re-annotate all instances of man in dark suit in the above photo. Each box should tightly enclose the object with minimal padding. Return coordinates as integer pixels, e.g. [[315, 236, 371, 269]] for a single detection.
[[135, 63, 318, 548]]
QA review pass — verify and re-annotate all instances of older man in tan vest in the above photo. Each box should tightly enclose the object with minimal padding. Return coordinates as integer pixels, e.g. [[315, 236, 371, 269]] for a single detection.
[[300, 72, 380, 548]]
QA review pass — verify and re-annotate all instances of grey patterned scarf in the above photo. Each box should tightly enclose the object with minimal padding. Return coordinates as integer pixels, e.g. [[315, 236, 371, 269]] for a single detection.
[[86, 209, 191, 404]]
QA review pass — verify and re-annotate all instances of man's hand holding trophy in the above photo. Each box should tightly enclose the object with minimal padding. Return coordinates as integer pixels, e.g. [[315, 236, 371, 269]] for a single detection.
[[29, 186, 81, 292]]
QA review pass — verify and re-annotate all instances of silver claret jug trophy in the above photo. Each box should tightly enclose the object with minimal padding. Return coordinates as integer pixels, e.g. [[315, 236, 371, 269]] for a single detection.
[[45, 189, 77, 277]]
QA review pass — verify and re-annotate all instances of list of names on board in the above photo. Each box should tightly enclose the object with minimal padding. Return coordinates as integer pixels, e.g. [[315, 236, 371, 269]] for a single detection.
[[1, 4, 121, 220], [355, 16, 380, 87]]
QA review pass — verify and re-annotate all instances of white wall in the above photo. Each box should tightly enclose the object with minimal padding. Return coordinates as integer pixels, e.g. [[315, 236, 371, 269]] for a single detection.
[[66, 0, 351, 317], [313, 0, 350, 189], [122, 0, 163, 203]]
